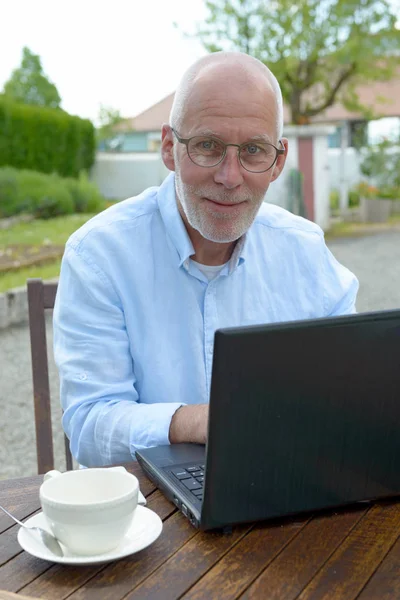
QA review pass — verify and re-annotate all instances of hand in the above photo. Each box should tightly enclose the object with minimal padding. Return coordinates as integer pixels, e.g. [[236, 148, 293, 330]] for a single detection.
[[169, 404, 209, 444]]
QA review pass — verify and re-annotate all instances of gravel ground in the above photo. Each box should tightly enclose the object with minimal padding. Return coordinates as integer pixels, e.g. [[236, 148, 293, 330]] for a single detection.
[[0, 230, 399, 480]]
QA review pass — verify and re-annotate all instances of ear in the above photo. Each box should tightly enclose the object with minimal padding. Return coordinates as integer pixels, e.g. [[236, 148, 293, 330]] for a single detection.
[[270, 138, 288, 183], [161, 124, 175, 171]]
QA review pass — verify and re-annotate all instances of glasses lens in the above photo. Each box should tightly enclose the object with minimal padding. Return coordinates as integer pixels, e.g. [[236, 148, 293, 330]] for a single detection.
[[188, 136, 225, 167], [239, 143, 276, 172]]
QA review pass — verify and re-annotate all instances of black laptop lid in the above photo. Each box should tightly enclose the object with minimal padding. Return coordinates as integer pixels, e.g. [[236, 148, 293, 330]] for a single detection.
[[201, 310, 400, 530]]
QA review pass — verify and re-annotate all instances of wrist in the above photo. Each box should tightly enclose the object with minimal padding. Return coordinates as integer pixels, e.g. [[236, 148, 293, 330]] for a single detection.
[[169, 405, 187, 444], [169, 404, 207, 444]]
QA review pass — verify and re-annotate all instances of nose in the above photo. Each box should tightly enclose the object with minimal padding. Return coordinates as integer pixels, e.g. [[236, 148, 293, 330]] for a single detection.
[[213, 146, 244, 189]]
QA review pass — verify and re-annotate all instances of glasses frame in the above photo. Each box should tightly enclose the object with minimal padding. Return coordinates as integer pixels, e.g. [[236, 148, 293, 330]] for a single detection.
[[171, 128, 285, 173]]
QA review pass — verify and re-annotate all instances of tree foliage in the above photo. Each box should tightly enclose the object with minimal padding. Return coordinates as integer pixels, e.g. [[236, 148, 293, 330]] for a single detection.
[[3, 46, 62, 109], [361, 139, 400, 190], [196, 0, 400, 124], [97, 104, 124, 143]]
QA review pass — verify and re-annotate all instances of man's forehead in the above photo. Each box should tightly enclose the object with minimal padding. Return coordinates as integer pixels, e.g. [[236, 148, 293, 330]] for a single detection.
[[181, 95, 278, 141]]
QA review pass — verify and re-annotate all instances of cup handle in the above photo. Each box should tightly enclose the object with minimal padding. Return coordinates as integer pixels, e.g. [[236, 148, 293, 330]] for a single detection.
[[43, 469, 63, 482]]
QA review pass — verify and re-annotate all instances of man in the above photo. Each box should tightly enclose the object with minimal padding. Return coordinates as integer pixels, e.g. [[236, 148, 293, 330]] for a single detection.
[[53, 52, 358, 467]]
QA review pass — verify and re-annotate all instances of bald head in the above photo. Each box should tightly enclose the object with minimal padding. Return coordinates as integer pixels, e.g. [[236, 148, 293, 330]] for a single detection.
[[169, 52, 283, 141]]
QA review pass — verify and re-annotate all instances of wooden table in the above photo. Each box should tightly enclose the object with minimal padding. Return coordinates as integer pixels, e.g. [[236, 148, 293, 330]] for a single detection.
[[1, 464, 400, 600]]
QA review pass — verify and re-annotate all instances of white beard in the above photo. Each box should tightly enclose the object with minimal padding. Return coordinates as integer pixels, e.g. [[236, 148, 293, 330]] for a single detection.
[[174, 167, 266, 243]]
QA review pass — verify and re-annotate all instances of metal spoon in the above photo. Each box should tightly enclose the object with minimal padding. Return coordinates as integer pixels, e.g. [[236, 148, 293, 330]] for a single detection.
[[0, 504, 64, 557]]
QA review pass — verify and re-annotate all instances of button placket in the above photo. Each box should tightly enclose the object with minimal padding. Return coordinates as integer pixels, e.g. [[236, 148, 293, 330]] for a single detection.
[[203, 282, 217, 396]]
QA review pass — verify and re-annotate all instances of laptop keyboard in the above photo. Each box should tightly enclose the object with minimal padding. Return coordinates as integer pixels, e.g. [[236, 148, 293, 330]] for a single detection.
[[170, 464, 205, 502]]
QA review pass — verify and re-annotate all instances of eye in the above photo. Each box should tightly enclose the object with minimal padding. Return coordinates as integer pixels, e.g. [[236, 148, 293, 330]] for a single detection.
[[191, 137, 224, 154], [244, 144, 261, 155], [201, 139, 216, 150]]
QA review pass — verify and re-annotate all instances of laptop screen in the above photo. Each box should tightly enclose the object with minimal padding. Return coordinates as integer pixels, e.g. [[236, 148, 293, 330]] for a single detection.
[[202, 310, 400, 529]]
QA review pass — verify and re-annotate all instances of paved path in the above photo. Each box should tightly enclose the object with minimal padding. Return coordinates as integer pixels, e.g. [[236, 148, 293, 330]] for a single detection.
[[0, 230, 399, 480], [327, 230, 400, 312]]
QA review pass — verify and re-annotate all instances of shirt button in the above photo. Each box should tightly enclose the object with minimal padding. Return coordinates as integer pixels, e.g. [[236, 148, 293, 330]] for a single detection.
[[79, 373, 87, 381]]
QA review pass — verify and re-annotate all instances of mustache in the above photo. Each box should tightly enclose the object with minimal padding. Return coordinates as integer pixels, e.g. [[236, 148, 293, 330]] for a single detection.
[[188, 185, 251, 204]]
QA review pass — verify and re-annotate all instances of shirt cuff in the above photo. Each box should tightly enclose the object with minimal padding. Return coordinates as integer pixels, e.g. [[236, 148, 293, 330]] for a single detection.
[[134, 402, 186, 452]]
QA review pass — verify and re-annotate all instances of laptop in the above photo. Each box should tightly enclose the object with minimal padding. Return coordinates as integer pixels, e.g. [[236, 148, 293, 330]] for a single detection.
[[135, 309, 400, 530]]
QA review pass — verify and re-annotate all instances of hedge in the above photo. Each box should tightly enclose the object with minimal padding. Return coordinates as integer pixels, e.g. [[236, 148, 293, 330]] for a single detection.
[[0, 166, 105, 219], [0, 99, 96, 178]]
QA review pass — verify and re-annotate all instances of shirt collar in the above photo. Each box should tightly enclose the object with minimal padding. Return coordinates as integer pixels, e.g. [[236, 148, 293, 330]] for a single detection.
[[157, 173, 195, 268], [157, 172, 248, 272], [229, 234, 247, 273]]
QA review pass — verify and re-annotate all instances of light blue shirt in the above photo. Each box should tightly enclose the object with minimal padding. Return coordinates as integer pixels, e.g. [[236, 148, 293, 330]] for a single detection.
[[53, 173, 359, 467]]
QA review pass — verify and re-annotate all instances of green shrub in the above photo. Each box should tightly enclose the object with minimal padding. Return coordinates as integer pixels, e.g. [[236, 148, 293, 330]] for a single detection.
[[376, 186, 400, 200], [17, 170, 74, 218], [287, 168, 307, 218], [33, 184, 74, 219], [329, 189, 340, 211], [348, 189, 360, 207], [16, 169, 48, 214], [360, 140, 400, 189], [0, 166, 105, 219], [0, 98, 96, 178], [65, 173, 105, 213], [0, 167, 20, 217]]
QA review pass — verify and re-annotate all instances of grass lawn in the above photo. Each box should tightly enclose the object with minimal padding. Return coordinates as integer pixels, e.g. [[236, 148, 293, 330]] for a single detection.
[[0, 260, 62, 293], [0, 214, 96, 293], [325, 214, 400, 240], [0, 214, 96, 247]]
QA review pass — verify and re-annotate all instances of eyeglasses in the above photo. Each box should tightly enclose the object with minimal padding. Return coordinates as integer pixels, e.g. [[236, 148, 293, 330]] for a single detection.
[[172, 128, 284, 173]]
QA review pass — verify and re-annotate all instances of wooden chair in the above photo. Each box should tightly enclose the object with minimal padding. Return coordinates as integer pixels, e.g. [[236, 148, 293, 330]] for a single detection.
[[27, 278, 73, 474]]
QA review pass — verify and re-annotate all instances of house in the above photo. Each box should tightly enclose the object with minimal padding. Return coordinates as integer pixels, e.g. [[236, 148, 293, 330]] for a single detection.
[[105, 73, 400, 152], [108, 93, 175, 152]]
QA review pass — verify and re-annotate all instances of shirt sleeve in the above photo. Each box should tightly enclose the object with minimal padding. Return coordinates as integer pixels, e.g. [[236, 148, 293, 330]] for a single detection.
[[321, 241, 359, 316], [53, 245, 184, 467]]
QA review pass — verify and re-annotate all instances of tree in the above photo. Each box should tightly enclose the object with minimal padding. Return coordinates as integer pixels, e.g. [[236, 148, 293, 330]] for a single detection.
[[3, 46, 61, 109], [97, 104, 124, 144], [195, 0, 400, 124], [360, 138, 400, 190]]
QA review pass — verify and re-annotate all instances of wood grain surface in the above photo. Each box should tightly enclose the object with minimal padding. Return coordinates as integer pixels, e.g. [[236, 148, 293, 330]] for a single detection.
[[1, 464, 400, 600]]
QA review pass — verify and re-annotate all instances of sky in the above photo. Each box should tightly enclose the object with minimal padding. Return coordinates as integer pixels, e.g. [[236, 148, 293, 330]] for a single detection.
[[1, 0, 399, 126], [0, 0, 208, 123]]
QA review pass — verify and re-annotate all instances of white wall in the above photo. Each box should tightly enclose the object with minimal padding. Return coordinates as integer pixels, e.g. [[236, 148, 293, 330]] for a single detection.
[[313, 135, 331, 231], [91, 153, 170, 200], [327, 147, 363, 191]]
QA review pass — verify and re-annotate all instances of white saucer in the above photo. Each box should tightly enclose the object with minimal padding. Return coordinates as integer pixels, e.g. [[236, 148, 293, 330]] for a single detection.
[[17, 506, 163, 565]]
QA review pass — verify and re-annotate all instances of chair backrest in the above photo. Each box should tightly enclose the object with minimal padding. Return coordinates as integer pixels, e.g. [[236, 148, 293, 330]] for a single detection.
[[27, 278, 73, 474]]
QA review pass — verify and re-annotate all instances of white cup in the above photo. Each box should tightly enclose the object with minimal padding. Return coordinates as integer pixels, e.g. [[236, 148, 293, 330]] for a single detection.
[[39, 466, 139, 556]]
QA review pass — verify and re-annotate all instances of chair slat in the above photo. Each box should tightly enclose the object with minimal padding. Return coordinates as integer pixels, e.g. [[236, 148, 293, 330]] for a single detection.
[[43, 283, 58, 309], [27, 278, 73, 473]]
